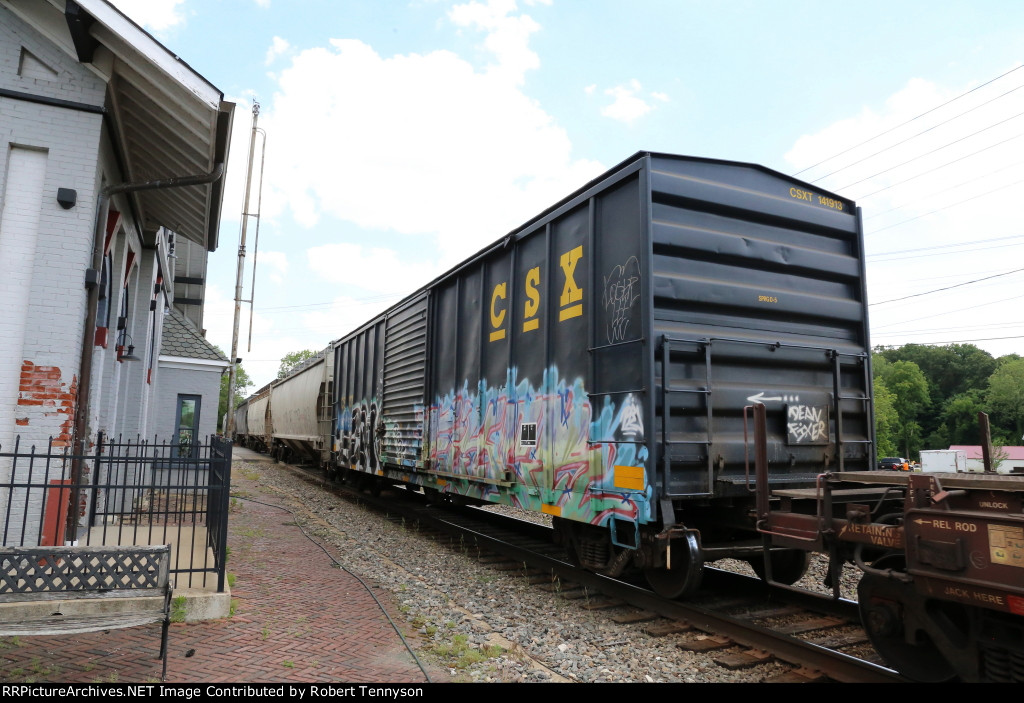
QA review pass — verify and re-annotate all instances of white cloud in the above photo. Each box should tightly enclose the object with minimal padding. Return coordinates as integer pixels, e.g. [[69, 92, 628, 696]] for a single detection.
[[265, 36, 290, 66], [449, 0, 542, 85], [256, 250, 288, 285], [248, 8, 603, 264], [601, 80, 655, 124], [109, 0, 186, 32], [305, 243, 437, 294]]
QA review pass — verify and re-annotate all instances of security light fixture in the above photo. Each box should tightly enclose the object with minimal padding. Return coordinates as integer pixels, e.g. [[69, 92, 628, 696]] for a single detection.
[[117, 331, 141, 362], [57, 188, 77, 209]]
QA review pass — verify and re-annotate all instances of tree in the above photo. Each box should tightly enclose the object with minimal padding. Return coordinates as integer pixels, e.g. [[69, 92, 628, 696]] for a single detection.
[[939, 391, 987, 446], [278, 349, 318, 379], [879, 359, 930, 458], [987, 358, 1024, 442], [215, 346, 253, 433], [873, 377, 900, 457], [876, 343, 996, 443]]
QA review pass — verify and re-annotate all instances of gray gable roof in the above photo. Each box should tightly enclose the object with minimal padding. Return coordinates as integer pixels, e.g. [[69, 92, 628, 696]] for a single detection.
[[161, 308, 228, 362]]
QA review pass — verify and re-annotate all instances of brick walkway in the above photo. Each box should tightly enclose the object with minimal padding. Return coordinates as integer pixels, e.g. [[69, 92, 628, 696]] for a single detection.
[[0, 451, 447, 684]]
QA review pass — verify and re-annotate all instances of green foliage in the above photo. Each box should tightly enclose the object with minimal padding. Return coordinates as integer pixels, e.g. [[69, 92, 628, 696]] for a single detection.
[[987, 358, 1024, 440], [171, 595, 187, 623], [878, 359, 930, 457], [940, 391, 987, 445], [872, 345, 1024, 459], [277, 349, 318, 379], [872, 378, 899, 457], [878, 343, 995, 407], [215, 345, 253, 432]]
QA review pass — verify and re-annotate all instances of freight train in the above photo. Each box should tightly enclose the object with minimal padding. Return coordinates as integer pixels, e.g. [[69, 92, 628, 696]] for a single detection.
[[232, 152, 1023, 681], [236, 151, 874, 592]]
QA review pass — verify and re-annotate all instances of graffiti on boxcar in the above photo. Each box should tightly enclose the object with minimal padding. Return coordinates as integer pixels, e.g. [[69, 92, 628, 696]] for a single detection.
[[427, 365, 652, 527], [786, 403, 829, 445], [618, 393, 644, 440], [602, 256, 641, 344]]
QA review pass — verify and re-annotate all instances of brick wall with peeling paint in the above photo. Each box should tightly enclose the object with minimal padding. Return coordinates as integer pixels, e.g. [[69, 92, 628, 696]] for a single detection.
[[17, 361, 77, 448]]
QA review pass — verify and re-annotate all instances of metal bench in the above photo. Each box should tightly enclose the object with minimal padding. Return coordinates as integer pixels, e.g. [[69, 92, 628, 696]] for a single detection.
[[0, 544, 173, 680]]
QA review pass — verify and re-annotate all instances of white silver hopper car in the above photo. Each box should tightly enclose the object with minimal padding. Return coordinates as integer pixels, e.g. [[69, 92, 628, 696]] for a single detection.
[[268, 347, 334, 466]]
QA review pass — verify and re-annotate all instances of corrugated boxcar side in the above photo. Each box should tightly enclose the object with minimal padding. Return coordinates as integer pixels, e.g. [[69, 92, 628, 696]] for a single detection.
[[333, 319, 386, 472], [647, 155, 871, 501], [425, 159, 654, 528], [380, 295, 428, 468]]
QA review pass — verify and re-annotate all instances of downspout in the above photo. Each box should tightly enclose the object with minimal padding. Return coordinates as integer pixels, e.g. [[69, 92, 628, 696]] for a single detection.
[[67, 164, 225, 540]]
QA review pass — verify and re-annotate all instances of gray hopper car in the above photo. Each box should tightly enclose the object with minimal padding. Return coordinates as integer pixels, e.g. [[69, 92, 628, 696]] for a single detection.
[[266, 347, 334, 466], [325, 151, 873, 597]]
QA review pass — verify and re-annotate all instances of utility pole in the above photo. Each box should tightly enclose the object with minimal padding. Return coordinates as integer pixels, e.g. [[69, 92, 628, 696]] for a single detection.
[[226, 102, 260, 438]]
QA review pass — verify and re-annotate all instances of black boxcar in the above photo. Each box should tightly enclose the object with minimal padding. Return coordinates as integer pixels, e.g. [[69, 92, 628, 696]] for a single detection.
[[331, 152, 871, 596]]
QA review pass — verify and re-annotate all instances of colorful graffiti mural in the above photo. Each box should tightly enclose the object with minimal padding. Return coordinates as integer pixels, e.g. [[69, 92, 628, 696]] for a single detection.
[[337, 366, 651, 529]]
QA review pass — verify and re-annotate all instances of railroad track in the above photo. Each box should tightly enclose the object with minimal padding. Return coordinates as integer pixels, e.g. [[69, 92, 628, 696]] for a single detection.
[[272, 461, 905, 683]]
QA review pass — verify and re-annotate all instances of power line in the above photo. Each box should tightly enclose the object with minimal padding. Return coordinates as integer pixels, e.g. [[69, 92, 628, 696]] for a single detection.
[[867, 234, 1024, 259], [810, 81, 1024, 183], [855, 131, 1024, 201], [836, 108, 1024, 192], [871, 293, 1024, 332], [793, 64, 1024, 177], [865, 173, 1024, 234], [871, 268, 1024, 305], [870, 334, 1024, 347], [872, 241, 1024, 264], [863, 159, 1024, 220]]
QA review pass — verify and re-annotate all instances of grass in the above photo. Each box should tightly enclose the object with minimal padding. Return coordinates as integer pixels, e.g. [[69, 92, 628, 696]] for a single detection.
[[229, 598, 238, 617], [282, 660, 294, 669], [171, 595, 188, 623], [425, 633, 505, 671], [227, 573, 237, 588], [238, 467, 261, 481]]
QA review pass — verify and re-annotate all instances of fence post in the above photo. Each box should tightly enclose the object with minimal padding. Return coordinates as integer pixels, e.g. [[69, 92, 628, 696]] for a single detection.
[[213, 436, 233, 592]]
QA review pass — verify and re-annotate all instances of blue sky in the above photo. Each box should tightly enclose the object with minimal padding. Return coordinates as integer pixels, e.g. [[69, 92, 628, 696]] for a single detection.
[[110, 0, 1024, 390]]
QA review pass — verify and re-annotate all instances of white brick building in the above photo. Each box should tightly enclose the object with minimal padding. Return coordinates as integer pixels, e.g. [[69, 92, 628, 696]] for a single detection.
[[0, 0, 234, 533]]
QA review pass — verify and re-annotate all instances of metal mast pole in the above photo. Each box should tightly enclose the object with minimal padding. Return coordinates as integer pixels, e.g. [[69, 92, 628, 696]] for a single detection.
[[226, 102, 260, 438]]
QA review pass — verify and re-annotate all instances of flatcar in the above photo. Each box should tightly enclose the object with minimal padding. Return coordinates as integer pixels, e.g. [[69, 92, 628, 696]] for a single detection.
[[754, 404, 1024, 683], [324, 151, 873, 598]]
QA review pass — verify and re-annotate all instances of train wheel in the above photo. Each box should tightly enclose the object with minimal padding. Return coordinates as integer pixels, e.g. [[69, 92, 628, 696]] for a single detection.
[[644, 531, 703, 599], [747, 549, 810, 586], [858, 554, 956, 683]]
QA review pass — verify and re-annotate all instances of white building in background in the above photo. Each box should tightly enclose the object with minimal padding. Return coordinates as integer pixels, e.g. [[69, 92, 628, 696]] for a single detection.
[[948, 446, 1024, 475], [0, 0, 233, 460]]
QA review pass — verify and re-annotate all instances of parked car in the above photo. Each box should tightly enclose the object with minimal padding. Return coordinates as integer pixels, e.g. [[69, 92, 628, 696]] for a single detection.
[[878, 457, 910, 471]]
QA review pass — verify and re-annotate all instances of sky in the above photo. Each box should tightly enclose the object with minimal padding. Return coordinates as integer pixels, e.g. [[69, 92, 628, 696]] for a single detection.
[[108, 0, 1024, 392]]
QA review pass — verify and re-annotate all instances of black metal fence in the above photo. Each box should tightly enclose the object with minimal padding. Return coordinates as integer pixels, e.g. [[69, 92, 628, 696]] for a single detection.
[[0, 434, 232, 591]]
